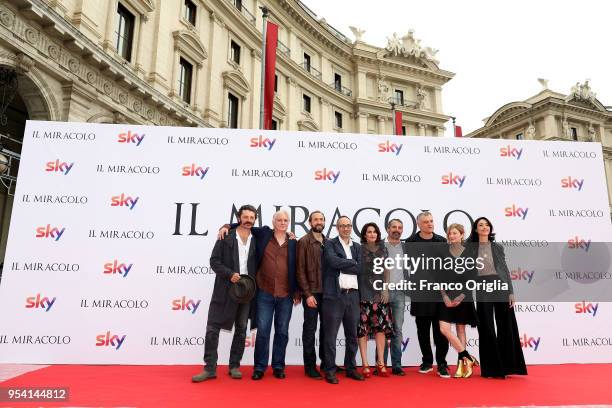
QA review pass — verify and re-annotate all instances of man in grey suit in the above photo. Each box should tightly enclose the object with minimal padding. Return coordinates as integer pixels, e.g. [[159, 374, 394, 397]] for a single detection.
[[192, 205, 258, 382], [321, 216, 364, 384]]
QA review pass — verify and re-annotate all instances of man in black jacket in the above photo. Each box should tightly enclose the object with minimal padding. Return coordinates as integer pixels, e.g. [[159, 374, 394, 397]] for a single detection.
[[321, 216, 364, 384], [192, 205, 258, 382], [406, 211, 450, 378]]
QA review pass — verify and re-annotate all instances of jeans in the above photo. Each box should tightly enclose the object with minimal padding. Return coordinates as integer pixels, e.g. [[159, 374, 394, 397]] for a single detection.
[[203, 301, 250, 372], [384, 291, 406, 369], [302, 293, 325, 370], [254, 290, 293, 372]]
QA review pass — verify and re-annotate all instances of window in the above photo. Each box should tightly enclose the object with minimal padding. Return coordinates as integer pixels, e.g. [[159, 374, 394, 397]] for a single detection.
[[303, 53, 311, 72], [184, 0, 196, 26], [302, 94, 311, 113], [395, 89, 404, 106], [516, 133, 523, 140], [334, 73, 342, 91], [178, 58, 193, 103], [228, 93, 239, 128], [115, 3, 135, 61], [230, 41, 241, 65], [271, 119, 278, 130], [571, 127, 578, 141], [334, 111, 343, 129], [401, 126, 407, 136], [234, 0, 242, 11], [274, 74, 278, 93]]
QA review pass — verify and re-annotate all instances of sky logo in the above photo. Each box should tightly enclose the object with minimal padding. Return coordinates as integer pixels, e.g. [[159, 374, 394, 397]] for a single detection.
[[568, 236, 591, 252], [245, 333, 256, 347], [171, 296, 201, 314], [520, 334, 541, 351], [561, 176, 584, 191], [377, 141, 403, 156], [250, 135, 276, 150], [314, 168, 340, 184], [575, 301, 599, 317], [117, 131, 145, 146], [25, 294, 56, 312], [511, 268, 534, 283], [111, 193, 139, 210], [441, 172, 466, 187], [35, 224, 65, 241], [401, 337, 410, 352], [103, 260, 133, 277], [95, 331, 127, 350], [504, 204, 529, 220], [182, 164, 209, 180], [45, 160, 74, 175], [500, 146, 523, 160]]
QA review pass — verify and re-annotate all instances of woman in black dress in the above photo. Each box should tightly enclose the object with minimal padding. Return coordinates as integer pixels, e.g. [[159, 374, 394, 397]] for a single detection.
[[437, 223, 478, 378], [467, 217, 527, 379], [357, 222, 394, 378]]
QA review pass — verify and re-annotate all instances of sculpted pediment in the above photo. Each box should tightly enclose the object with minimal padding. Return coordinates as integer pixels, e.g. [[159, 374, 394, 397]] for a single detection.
[[485, 102, 532, 127], [383, 30, 439, 68]]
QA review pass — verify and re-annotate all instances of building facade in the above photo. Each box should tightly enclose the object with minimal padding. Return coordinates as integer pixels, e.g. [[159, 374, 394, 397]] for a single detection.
[[0, 0, 454, 260], [466, 81, 612, 210]]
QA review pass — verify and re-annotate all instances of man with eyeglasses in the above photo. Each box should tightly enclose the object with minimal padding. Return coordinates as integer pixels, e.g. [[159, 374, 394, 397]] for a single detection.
[[321, 216, 363, 384]]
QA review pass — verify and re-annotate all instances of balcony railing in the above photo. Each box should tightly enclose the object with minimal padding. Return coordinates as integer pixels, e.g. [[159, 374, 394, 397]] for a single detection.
[[277, 40, 290, 57], [227, 0, 256, 25], [330, 82, 352, 97], [389, 96, 417, 108], [301, 61, 322, 80]]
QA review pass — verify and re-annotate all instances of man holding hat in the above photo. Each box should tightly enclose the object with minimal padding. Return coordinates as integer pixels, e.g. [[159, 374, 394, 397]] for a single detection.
[[192, 204, 258, 382]]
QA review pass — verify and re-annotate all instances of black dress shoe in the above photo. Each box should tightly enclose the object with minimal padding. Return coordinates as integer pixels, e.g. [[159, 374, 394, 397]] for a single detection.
[[251, 370, 264, 380], [392, 367, 406, 376], [346, 370, 365, 381], [273, 368, 286, 379], [325, 373, 339, 384], [305, 367, 323, 379]]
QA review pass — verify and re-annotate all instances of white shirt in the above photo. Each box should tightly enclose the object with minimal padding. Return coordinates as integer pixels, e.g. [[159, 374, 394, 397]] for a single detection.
[[236, 232, 252, 275], [338, 238, 359, 289]]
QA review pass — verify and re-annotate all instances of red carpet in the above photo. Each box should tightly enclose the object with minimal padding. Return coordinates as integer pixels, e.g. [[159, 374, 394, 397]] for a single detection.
[[1, 364, 611, 407]]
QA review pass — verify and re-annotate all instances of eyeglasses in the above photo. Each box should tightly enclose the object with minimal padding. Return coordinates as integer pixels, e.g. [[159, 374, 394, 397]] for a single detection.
[[337, 224, 352, 228]]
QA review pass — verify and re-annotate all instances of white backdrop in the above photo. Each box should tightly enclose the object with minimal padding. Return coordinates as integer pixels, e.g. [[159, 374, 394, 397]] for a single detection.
[[0, 120, 610, 365]]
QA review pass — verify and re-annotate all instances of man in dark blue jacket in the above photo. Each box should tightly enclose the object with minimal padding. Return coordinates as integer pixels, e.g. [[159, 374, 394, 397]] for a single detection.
[[321, 215, 364, 384]]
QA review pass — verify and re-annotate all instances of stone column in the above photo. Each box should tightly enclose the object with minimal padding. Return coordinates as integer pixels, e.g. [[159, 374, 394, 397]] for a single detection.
[[418, 123, 426, 136], [377, 115, 387, 135], [203, 11, 225, 126], [357, 112, 368, 133]]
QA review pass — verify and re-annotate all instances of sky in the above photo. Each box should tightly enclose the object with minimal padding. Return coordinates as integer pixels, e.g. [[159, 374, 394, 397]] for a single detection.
[[302, 0, 612, 137]]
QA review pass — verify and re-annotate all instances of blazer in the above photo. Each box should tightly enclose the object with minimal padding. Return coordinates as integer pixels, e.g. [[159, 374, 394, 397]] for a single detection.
[[322, 236, 361, 299], [208, 229, 258, 331]]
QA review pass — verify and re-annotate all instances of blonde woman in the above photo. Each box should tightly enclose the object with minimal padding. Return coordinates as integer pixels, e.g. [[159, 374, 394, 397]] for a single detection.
[[437, 223, 478, 378]]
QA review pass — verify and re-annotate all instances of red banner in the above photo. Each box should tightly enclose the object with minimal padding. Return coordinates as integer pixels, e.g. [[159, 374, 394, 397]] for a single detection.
[[395, 111, 403, 135], [454, 125, 463, 137], [263, 22, 278, 130]]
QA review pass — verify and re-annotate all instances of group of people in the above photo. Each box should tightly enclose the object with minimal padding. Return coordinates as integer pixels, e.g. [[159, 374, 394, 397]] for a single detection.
[[192, 205, 527, 384]]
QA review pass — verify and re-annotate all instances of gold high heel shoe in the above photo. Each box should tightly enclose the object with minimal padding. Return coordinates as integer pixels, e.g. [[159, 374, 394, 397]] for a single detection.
[[470, 355, 480, 367], [454, 359, 464, 378], [462, 357, 474, 378]]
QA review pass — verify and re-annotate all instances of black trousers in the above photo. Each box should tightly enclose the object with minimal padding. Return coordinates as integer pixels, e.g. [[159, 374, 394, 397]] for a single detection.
[[476, 300, 527, 377], [203, 302, 250, 372], [302, 293, 325, 370], [321, 290, 359, 374], [415, 316, 449, 366]]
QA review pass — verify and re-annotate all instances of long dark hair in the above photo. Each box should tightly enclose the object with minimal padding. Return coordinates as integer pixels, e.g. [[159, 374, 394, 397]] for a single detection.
[[360, 222, 382, 244], [468, 216, 496, 242]]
